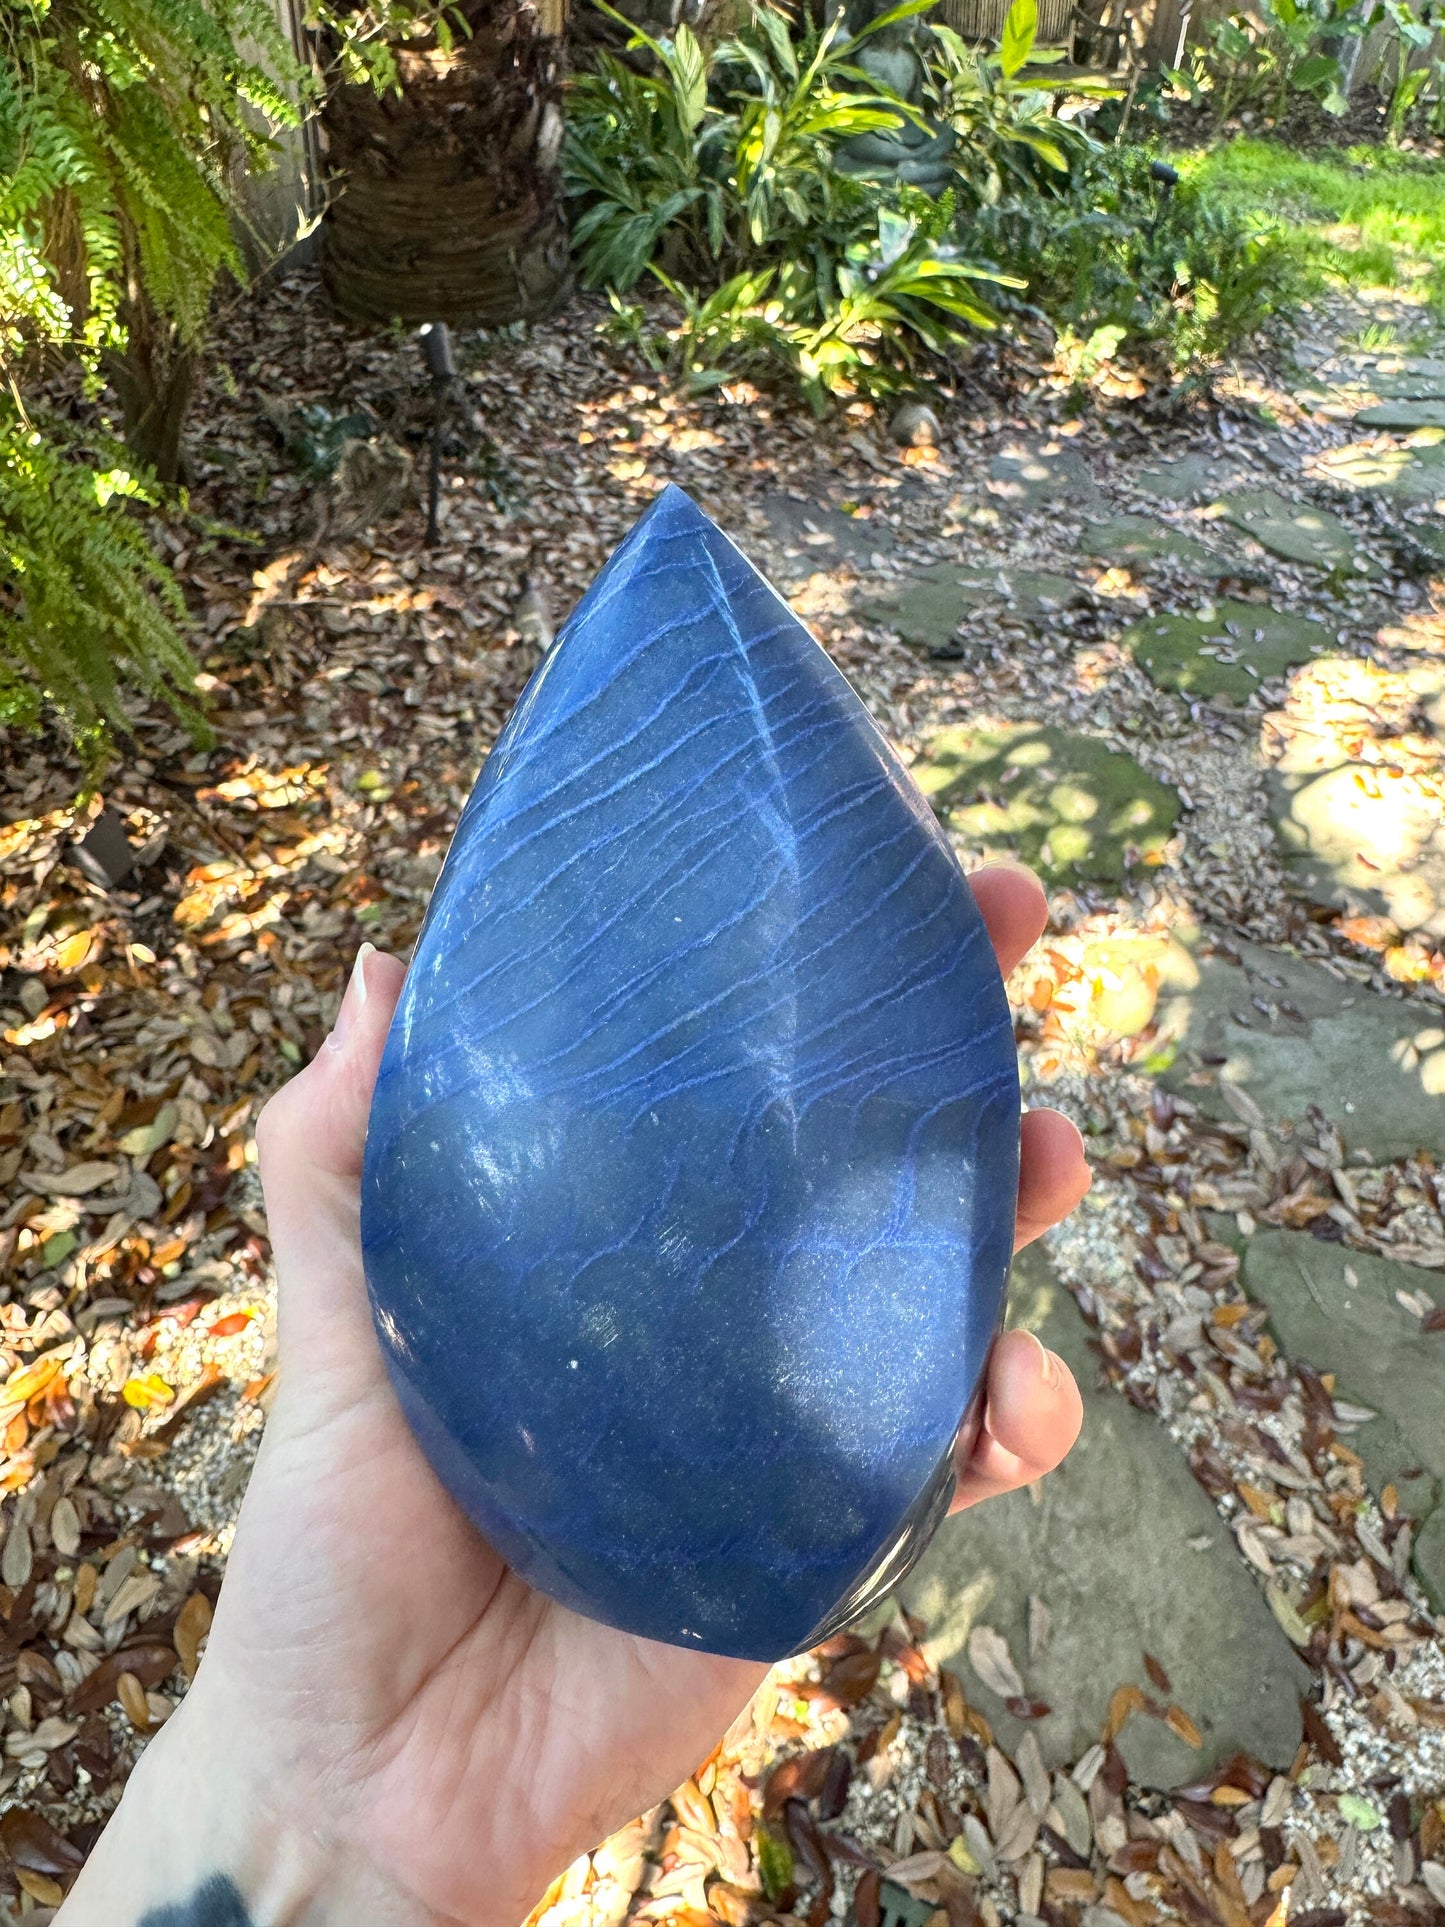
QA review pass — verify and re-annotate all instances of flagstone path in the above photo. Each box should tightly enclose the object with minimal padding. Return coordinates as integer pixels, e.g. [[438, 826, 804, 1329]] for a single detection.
[[895, 1247, 1311, 1791], [754, 316, 1445, 1862]]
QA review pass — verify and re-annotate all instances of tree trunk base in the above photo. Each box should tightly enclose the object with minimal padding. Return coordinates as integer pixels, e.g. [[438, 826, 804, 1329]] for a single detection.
[[108, 311, 196, 486], [321, 3, 572, 329]]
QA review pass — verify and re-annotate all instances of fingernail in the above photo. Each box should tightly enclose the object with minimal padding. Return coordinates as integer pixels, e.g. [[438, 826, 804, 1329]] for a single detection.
[[1014, 1329, 1047, 1373], [325, 943, 375, 1054], [1040, 1347, 1063, 1391]]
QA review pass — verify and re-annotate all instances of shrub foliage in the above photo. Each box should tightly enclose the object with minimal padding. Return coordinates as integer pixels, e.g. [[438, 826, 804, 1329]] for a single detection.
[[966, 145, 1304, 375]]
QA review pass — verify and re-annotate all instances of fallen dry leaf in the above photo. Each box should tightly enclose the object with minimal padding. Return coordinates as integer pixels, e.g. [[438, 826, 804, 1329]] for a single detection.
[[174, 1591, 214, 1681], [117, 1670, 151, 1729], [967, 1625, 1023, 1700]]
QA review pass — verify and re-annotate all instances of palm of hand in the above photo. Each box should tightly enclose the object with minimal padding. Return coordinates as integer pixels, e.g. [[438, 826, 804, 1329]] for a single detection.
[[196, 868, 1087, 1926], [206, 1151, 763, 1927]]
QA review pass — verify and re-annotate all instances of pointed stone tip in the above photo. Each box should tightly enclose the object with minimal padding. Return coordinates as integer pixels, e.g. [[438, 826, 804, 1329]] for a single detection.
[[645, 481, 711, 533]]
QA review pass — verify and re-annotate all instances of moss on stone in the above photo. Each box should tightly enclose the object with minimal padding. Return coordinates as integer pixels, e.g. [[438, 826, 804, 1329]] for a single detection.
[[912, 722, 1180, 884]]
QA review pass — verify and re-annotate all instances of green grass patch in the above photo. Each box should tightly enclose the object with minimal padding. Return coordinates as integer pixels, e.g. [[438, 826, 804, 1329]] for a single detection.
[[1183, 137, 1445, 320]]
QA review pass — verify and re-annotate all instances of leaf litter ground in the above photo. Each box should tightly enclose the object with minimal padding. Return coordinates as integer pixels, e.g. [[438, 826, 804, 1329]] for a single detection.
[[0, 272, 1443, 1923]]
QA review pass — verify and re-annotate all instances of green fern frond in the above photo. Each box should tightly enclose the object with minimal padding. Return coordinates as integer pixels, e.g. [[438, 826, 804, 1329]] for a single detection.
[[0, 403, 207, 751], [1, 0, 305, 752]]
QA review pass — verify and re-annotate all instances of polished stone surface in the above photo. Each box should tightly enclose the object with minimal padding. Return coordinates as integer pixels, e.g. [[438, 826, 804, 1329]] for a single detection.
[[361, 484, 1020, 1660]]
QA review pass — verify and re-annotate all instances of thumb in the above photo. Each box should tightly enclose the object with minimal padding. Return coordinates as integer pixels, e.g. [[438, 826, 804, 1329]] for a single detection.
[[254, 943, 406, 1410], [256, 943, 406, 1188]]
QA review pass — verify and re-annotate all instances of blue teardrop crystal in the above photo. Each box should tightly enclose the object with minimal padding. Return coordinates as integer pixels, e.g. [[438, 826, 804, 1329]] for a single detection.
[[361, 485, 1020, 1661]]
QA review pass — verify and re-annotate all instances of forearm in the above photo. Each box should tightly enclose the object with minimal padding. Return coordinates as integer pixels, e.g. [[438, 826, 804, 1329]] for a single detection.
[[55, 1686, 425, 1927]]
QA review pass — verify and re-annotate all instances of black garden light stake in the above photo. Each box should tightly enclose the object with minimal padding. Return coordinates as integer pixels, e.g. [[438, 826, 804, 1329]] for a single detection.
[[419, 322, 456, 549], [1148, 158, 1181, 241]]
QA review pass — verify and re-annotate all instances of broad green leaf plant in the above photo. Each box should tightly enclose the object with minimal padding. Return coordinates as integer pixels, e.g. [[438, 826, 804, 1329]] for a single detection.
[[1365, 0, 1445, 138], [1166, 0, 1357, 120], [565, 0, 1051, 407], [924, 0, 1111, 207]]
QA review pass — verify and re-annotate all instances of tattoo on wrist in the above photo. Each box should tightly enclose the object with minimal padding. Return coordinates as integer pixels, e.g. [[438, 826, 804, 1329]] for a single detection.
[[139, 1876, 253, 1927]]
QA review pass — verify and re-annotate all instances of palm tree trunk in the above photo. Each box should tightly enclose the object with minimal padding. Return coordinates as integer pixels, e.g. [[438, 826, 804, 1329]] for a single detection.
[[321, 0, 571, 327]]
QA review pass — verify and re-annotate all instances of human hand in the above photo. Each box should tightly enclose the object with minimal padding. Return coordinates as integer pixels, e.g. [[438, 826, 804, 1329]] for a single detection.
[[61, 861, 1086, 1927]]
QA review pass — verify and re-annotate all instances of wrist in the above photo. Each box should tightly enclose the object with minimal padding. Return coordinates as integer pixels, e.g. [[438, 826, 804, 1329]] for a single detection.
[[56, 1682, 424, 1927]]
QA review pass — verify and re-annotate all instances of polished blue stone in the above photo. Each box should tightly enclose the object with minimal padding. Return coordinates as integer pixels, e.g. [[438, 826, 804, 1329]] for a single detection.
[[361, 485, 1020, 1661]]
